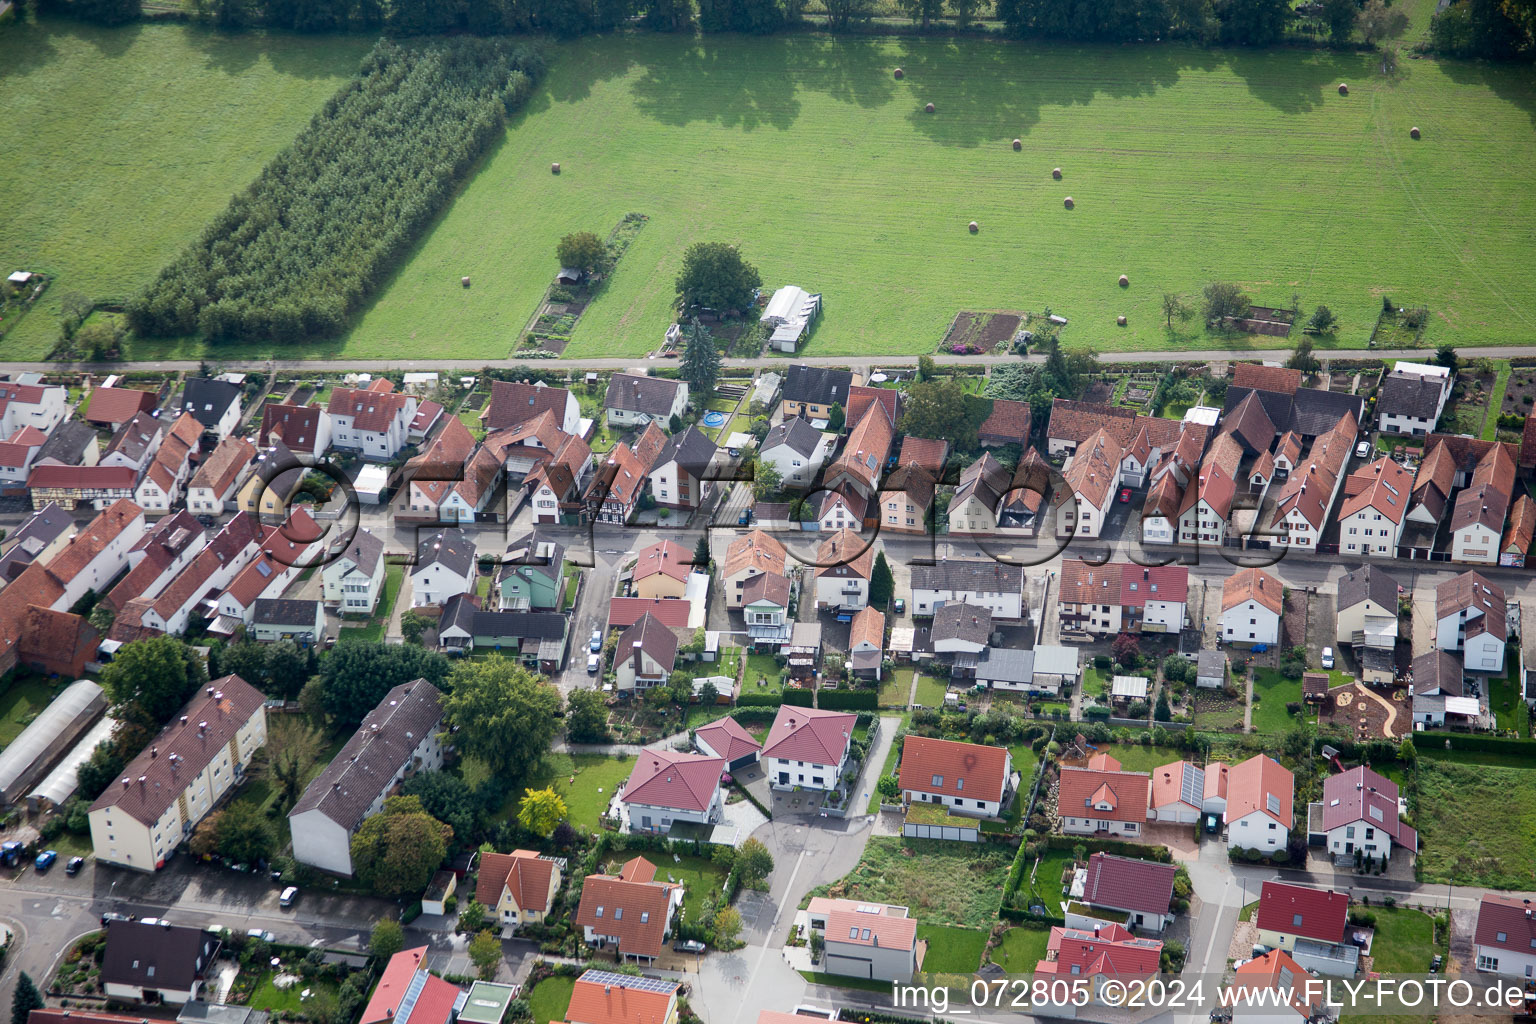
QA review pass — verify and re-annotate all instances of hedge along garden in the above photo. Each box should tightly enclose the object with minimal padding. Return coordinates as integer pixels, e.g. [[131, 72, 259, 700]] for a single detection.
[[125, 38, 545, 345]]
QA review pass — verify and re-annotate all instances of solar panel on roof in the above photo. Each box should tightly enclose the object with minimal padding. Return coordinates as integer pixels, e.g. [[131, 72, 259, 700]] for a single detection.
[[576, 970, 677, 995]]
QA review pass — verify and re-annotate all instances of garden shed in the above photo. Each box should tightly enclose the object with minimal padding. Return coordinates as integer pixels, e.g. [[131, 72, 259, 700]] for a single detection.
[[1196, 649, 1227, 689], [1111, 675, 1149, 701]]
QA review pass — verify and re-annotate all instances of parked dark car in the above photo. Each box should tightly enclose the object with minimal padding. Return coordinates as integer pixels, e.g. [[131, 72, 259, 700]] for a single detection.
[[65, 856, 85, 876]]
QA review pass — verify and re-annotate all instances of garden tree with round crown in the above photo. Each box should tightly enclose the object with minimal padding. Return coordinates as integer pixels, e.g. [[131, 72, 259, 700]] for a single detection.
[[555, 231, 608, 277], [458, 900, 487, 933], [320, 642, 451, 731], [699, 679, 720, 705], [444, 656, 561, 779], [674, 242, 762, 314], [402, 771, 480, 847], [269, 716, 326, 813], [737, 836, 774, 884], [1321, 0, 1358, 41], [350, 795, 453, 900], [897, 0, 944, 28], [1358, 0, 1410, 42], [1161, 292, 1195, 330], [752, 457, 782, 500], [517, 787, 568, 838], [400, 610, 432, 646], [468, 930, 501, 979], [901, 377, 989, 452], [370, 918, 405, 961], [713, 905, 743, 946], [1287, 337, 1320, 372], [869, 550, 896, 608], [102, 635, 210, 731], [1306, 305, 1337, 335], [212, 802, 277, 863], [1202, 281, 1251, 325], [877, 774, 900, 800], [1024, 336, 1097, 418], [680, 318, 720, 397], [566, 689, 611, 743], [826, 402, 846, 433]]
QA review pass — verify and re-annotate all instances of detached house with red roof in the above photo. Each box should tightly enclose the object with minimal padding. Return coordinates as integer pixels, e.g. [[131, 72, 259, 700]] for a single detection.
[[1058, 428, 1122, 540], [1253, 881, 1357, 976], [1225, 754, 1294, 853], [811, 898, 918, 983], [1473, 893, 1536, 978], [476, 849, 562, 931], [619, 749, 726, 833], [633, 538, 695, 600], [575, 856, 681, 963], [1307, 765, 1416, 864], [1338, 457, 1414, 557], [360, 947, 463, 1024], [259, 401, 331, 461], [482, 379, 580, 435], [763, 705, 855, 792], [1069, 852, 1178, 933], [694, 716, 761, 771], [1057, 755, 1150, 837], [1220, 568, 1283, 646], [1035, 921, 1162, 994], [897, 735, 1013, 819], [328, 378, 417, 461], [187, 435, 256, 516], [1228, 949, 1325, 1024], [613, 612, 680, 692], [562, 969, 680, 1024], [0, 425, 47, 486]]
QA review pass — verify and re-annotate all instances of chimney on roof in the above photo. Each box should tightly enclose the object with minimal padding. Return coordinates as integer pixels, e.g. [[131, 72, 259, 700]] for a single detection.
[[138, 776, 147, 789], [151, 746, 158, 758], [121, 778, 130, 790], [207, 686, 215, 697]]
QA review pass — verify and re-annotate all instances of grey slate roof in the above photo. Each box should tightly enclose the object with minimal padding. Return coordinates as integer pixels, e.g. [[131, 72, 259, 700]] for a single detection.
[[1224, 386, 1364, 439], [499, 531, 565, 586], [910, 558, 1023, 595], [105, 410, 162, 463], [35, 420, 97, 466], [1197, 649, 1227, 679], [291, 680, 445, 830], [181, 377, 242, 429], [252, 597, 322, 627], [1379, 371, 1445, 421], [334, 527, 386, 579], [1336, 564, 1401, 613], [605, 373, 684, 416], [932, 602, 992, 646], [102, 920, 219, 992], [975, 647, 1034, 684], [654, 424, 717, 477], [415, 526, 476, 578], [0, 501, 72, 583], [763, 416, 822, 459], [783, 365, 854, 408]]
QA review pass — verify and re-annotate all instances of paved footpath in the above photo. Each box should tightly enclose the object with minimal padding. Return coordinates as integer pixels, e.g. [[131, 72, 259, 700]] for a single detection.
[[3, 345, 1531, 376]]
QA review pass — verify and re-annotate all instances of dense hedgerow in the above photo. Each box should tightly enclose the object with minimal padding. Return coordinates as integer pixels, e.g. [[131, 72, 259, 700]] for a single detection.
[[126, 38, 543, 343]]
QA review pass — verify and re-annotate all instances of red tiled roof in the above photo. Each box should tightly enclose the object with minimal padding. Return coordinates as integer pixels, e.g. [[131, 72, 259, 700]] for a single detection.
[[979, 399, 1032, 445], [1080, 852, 1177, 917], [1233, 363, 1302, 394], [695, 716, 761, 763], [844, 384, 899, 429], [260, 402, 323, 450], [475, 849, 555, 914], [564, 970, 678, 1024], [1225, 754, 1293, 828], [1150, 761, 1202, 813], [46, 499, 143, 584], [1474, 893, 1536, 955], [361, 947, 428, 1024], [634, 538, 693, 584], [1037, 922, 1162, 978], [607, 597, 691, 631], [1063, 428, 1122, 509], [1060, 561, 1188, 608], [28, 464, 138, 491], [329, 384, 410, 432], [827, 402, 894, 492], [763, 705, 855, 767], [1503, 493, 1536, 556], [410, 400, 444, 434], [1230, 950, 1316, 1020], [574, 859, 678, 959], [849, 606, 884, 651], [621, 749, 724, 813], [723, 529, 787, 580], [85, 386, 156, 425], [484, 380, 573, 431], [1222, 568, 1283, 615], [1056, 766, 1149, 824], [1339, 457, 1414, 524], [898, 735, 1009, 803], [897, 436, 949, 474], [1047, 399, 1139, 447], [1255, 881, 1348, 943], [827, 905, 917, 952], [813, 529, 873, 579], [190, 436, 256, 495]]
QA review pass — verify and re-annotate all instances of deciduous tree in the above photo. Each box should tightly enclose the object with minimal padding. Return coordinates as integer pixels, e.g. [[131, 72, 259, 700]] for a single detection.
[[370, 919, 405, 961], [443, 656, 561, 778], [103, 636, 209, 730], [555, 231, 608, 276], [402, 771, 479, 847], [674, 242, 761, 314], [737, 837, 774, 883], [566, 689, 611, 743], [269, 716, 325, 812], [1202, 281, 1251, 324], [713, 905, 743, 945], [1358, 0, 1409, 42], [518, 787, 568, 837], [469, 931, 502, 979], [351, 796, 452, 900], [752, 458, 782, 500], [320, 643, 451, 730]]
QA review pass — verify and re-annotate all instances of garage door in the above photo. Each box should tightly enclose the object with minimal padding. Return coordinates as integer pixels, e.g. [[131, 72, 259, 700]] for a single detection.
[[827, 955, 872, 979]]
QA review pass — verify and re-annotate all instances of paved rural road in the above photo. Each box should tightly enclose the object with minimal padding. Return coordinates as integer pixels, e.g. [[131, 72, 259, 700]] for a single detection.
[[2, 345, 1530, 376]]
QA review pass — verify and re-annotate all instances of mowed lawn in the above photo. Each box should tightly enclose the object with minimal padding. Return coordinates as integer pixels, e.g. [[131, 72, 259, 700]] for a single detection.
[[989, 924, 1053, 972], [1413, 759, 1536, 890], [1250, 668, 1305, 735], [511, 752, 635, 832], [0, 19, 373, 359], [916, 924, 988, 974], [333, 34, 1536, 361]]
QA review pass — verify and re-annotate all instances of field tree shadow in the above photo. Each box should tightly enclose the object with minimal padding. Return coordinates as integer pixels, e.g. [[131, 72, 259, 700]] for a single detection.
[[183, 19, 376, 79], [1221, 46, 1372, 114], [543, 31, 651, 106], [896, 38, 1215, 146], [1438, 55, 1536, 130], [628, 34, 803, 130]]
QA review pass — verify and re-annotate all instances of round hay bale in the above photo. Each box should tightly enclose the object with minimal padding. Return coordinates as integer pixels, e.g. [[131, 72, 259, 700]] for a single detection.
[[969, 221, 979, 233], [925, 102, 935, 113], [1117, 315, 1127, 326], [551, 162, 561, 174], [1338, 83, 1349, 95], [1063, 196, 1074, 209], [1052, 167, 1063, 180], [1118, 274, 1129, 288], [461, 277, 471, 288], [1013, 138, 1022, 151], [1410, 126, 1421, 139], [894, 67, 904, 79]]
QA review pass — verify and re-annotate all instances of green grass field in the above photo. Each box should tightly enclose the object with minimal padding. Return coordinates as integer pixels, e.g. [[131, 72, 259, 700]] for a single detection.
[[526, 976, 576, 1024], [1414, 759, 1536, 890], [327, 33, 1536, 361], [1085, 742, 1185, 773], [0, 676, 65, 748], [248, 973, 341, 1016], [595, 853, 727, 924], [0, 19, 372, 359], [916, 923, 988, 973], [1364, 906, 1446, 973], [1251, 668, 1305, 735], [988, 924, 1053, 972], [914, 673, 948, 708], [511, 752, 636, 832], [879, 666, 915, 706]]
